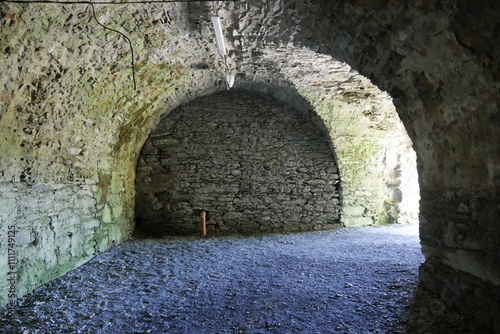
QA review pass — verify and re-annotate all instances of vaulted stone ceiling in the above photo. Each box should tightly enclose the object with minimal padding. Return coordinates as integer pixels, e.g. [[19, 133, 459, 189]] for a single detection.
[[0, 0, 414, 226], [0, 0, 499, 330]]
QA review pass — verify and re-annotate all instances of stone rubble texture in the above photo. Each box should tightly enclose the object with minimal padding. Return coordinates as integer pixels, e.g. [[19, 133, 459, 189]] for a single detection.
[[0, 0, 498, 331], [135, 91, 342, 235]]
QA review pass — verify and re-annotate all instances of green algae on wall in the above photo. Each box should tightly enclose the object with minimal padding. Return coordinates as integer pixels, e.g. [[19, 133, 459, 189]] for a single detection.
[[0, 0, 420, 309], [304, 92, 392, 226], [0, 3, 193, 307], [297, 75, 415, 227]]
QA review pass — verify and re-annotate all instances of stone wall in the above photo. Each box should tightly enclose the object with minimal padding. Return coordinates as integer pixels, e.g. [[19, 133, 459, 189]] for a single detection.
[[0, 182, 116, 307], [135, 91, 341, 235], [0, 2, 222, 307], [235, 49, 418, 227], [2, 1, 496, 331], [274, 1, 498, 329], [0, 0, 418, 308], [418, 191, 500, 330]]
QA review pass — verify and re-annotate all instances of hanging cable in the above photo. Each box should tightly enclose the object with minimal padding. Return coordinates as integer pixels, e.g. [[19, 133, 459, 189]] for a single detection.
[[90, 3, 136, 90], [1, 0, 238, 90]]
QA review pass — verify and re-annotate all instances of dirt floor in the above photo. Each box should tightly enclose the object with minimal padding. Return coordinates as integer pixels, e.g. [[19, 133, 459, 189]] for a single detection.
[[0, 224, 491, 333]]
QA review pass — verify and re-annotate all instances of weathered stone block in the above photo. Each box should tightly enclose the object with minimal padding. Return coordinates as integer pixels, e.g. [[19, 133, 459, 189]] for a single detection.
[[343, 217, 373, 227], [342, 205, 367, 217]]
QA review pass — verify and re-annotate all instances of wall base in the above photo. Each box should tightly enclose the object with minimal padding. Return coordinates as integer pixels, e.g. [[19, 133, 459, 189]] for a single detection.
[[419, 257, 500, 333]]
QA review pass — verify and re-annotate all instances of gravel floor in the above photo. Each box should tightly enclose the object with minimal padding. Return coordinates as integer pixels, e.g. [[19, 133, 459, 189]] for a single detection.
[[0, 225, 489, 333]]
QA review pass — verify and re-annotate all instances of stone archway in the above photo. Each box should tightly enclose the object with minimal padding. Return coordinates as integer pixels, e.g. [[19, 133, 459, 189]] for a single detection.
[[1, 1, 497, 330], [135, 90, 342, 236]]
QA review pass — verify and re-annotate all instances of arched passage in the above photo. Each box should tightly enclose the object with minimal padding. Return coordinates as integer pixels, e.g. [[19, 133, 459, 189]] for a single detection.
[[0, 1, 497, 330], [135, 90, 342, 236]]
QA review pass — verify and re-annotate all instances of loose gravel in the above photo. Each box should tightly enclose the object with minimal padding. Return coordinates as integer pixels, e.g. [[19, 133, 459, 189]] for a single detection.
[[0, 225, 488, 333]]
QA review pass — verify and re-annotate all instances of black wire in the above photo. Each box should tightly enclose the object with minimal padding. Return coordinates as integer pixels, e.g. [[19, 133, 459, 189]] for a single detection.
[[90, 3, 136, 90], [1, 0, 235, 4], [1, 0, 238, 90]]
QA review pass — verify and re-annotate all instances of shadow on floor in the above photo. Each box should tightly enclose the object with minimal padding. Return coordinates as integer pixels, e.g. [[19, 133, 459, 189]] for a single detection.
[[0, 225, 493, 334], [406, 284, 492, 334]]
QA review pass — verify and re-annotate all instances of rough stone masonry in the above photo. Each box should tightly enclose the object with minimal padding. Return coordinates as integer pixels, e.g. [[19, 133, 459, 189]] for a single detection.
[[135, 91, 342, 236], [1, 0, 498, 331]]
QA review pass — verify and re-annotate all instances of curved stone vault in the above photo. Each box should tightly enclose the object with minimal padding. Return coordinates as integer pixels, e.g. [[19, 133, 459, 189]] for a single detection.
[[135, 90, 344, 236], [0, 0, 498, 331]]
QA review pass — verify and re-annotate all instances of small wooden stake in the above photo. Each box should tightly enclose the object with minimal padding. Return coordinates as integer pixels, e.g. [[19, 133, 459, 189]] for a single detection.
[[200, 211, 207, 236]]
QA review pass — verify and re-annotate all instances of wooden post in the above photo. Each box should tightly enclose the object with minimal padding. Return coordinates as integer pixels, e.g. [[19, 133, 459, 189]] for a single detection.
[[200, 211, 207, 236]]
